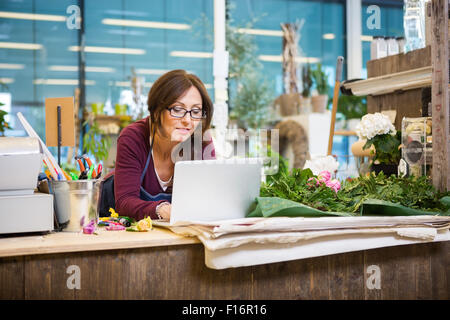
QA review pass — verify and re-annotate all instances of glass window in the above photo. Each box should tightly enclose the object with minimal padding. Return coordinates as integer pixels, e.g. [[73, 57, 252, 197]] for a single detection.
[[361, 1, 404, 77], [230, 0, 346, 97]]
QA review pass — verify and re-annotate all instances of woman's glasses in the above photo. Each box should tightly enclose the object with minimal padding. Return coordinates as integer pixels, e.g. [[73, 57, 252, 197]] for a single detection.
[[167, 106, 206, 120]]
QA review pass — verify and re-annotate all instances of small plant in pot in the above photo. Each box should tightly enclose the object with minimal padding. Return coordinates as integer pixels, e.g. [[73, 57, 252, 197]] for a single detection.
[[82, 116, 111, 164], [356, 112, 401, 176], [311, 63, 330, 113], [300, 63, 313, 113], [337, 95, 367, 130], [0, 102, 10, 136]]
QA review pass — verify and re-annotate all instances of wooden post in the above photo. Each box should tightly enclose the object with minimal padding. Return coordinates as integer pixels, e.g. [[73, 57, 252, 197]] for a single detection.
[[281, 22, 303, 94], [430, 0, 450, 191]]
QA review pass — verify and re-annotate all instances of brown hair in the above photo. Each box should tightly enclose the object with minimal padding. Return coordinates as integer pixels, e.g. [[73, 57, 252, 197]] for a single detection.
[[147, 69, 213, 138]]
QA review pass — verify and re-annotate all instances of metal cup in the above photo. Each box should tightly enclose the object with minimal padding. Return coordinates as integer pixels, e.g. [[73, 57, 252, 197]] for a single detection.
[[49, 179, 100, 232]]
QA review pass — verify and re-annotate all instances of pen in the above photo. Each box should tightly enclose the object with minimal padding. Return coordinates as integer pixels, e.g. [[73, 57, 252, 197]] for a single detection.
[[83, 154, 97, 178], [97, 164, 102, 178], [43, 159, 58, 180], [54, 168, 62, 180], [79, 170, 88, 180], [69, 172, 79, 180], [87, 166, 95, 179], [75, 156, 86, 172], [44, 169, 53, 180], [62, 169, 72, 180]]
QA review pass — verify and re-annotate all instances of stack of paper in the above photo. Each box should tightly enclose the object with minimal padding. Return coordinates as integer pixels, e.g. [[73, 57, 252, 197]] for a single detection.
[[154, 216, 450, 269]]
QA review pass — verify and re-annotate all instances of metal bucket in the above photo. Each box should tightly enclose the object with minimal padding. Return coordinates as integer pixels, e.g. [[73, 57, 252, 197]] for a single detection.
[[49, 179, 100, 232]]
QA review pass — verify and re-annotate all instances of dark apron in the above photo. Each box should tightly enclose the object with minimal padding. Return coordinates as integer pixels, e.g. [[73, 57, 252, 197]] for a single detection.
[[99, 149, 172, 217], [139, 150, 172, 203]]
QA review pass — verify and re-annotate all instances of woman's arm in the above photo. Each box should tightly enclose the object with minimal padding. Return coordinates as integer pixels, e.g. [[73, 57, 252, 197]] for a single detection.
[[114, 134, 166, 220]]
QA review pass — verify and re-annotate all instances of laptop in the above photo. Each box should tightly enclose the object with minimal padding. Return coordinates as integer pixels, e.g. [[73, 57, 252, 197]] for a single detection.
[[168, 158, 262, 225]]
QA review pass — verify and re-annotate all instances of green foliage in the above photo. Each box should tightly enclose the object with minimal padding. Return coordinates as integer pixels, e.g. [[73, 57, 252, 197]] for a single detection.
[[311, 63, 330, 95], [301, 63, 313, 98], [262, 159, 450, 214], [230, 73, 274, 129], [337, 95, 367, 119], [82, 120, 111, 163], [226, 4, 275, 129], [190, 3, 275, 129], [363, 131, 401, 165], [0, 102, 10, 136], [61, 162, 79, 177]]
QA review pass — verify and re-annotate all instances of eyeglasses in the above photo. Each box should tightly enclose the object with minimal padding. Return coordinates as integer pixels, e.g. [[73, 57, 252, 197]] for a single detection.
[[166, 106, 206, 120]]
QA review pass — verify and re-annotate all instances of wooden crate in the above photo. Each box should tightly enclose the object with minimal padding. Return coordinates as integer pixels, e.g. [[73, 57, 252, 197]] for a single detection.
[[366, 46, 431, 130]]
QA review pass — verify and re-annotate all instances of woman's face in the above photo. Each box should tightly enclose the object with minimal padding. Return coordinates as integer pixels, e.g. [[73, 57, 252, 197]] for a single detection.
[[161, 85, 203, 143]]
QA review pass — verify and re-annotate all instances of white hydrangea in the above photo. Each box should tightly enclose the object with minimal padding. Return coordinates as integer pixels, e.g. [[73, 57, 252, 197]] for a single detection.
[[355, 112, 396, 140], [304, 155, 339, 175]]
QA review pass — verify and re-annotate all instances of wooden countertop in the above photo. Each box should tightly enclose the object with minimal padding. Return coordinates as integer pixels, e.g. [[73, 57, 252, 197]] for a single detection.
[[0, 227, 200, 258]]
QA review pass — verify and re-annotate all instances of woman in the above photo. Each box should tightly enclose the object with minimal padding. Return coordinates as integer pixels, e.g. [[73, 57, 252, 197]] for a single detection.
[[114, 70, 215, 221]]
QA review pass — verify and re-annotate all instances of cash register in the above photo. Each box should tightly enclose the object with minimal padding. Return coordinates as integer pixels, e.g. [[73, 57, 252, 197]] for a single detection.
[[0, 137, 54, 234]]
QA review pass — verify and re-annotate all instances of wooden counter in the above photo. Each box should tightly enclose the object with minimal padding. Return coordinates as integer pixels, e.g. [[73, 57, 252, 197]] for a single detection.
[[0, 227, 448, 300], [0, 227, 199, 258]]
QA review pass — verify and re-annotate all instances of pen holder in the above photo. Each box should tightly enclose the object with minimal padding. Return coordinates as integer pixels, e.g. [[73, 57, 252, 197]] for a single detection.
[[49, 179, 101, 232]]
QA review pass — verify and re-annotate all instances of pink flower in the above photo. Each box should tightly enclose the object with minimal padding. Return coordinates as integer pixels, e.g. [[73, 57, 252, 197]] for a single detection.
[[317, 171, 331, 182], [307, 177, 319, 187], [326, 179, 341, 193]]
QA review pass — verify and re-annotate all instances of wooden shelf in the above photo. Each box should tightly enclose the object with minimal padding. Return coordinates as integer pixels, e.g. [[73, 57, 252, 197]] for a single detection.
[[334, 130, 357, 136], [342, 66, 432, 97]]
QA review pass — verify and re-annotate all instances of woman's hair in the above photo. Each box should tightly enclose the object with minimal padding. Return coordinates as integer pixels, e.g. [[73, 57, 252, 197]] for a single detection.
[[147, 69, 213, 138]]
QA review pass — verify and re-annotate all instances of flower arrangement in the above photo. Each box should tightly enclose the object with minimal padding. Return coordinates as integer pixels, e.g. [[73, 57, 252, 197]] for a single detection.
[[307, 170, 341, 193], [303, 155, 339, 176], [356, 113, 401, 165]]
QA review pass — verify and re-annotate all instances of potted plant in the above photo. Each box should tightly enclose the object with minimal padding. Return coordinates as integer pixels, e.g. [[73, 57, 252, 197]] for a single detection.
[[356, 112, 401, 176], [311, 63, 330, 113], [82, 117, 111, 164], [337, 95, 367, 130], [0, 102, 10, 136], [300, 63, 313, 113]]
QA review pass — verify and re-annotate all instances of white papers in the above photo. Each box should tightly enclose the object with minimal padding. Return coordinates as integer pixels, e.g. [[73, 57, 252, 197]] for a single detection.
[[154, 215, 450, 269]]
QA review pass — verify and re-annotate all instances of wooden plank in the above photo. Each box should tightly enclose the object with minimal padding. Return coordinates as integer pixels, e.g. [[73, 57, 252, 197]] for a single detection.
[[307, 255, 330, 299], [367, 47, 431, 78], [73, 248, 169, 300], [363, 249, 384, 299], [328, 251, 364, 300], [0, 227, 200, 258], [251, 258, 310, 299], [430, 241, 449, 299], [367, 90, 423, 130], [24, 254, 75, 299], [167, 244, 253, 299], [391, 244, 418, 299], [431, 0, 450, 191], [412, 244, 432, 300], [0, 256, 24, 299], [0, 241, 448, 299]]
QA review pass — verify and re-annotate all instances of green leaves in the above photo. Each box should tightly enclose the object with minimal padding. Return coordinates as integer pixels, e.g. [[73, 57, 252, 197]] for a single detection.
[[311, 63, 330, 95], [82, 120, 111, 163], [261, 162, 450, 216], [337, 95, 367, 120], [0, 102, 10, 136], [363, 131, 401, 165]]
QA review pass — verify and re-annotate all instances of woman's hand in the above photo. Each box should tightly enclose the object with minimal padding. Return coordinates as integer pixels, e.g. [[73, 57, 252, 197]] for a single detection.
[[156, 203, 171, 220]]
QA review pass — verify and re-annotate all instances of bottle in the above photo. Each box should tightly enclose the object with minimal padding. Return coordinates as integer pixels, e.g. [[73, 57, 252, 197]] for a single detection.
[[396, 36, 406, 53], [378, 37, 387, 58], [403, 0, 425, 52], [370, 36, 380, 60], [387, 37, 399, 56]]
